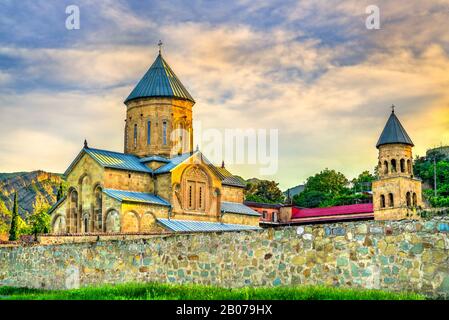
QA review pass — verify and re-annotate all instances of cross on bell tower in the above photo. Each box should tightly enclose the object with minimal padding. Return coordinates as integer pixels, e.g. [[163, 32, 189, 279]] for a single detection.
[[158, 40, 163, 54]]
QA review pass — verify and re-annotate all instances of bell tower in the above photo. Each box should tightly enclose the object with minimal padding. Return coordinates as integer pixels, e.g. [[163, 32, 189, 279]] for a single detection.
[[124, 44, 195, 158], [372, 107, 423, 220]]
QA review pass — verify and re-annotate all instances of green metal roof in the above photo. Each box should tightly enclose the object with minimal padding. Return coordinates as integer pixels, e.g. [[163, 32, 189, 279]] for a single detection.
[[103, 189, 170, 206], [64, 147, 152, 176], [221, 201, 261, 216], [125, 53, 195, 103], [376, 111, 414, 148], [157, 218, 262, 232]]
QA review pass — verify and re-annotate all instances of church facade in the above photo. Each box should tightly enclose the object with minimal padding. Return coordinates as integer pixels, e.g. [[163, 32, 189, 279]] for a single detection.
[[49, 51, 261, 234], [372, 109, 424, 220]]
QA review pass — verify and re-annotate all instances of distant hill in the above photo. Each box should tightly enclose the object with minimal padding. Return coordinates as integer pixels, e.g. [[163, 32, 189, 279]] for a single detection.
[[0, 171, 63, 234], [284, 184, 305, 198]]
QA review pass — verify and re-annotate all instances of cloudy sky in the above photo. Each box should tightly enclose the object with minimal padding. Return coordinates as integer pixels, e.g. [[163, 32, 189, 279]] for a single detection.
[[0, 0, 448, 189]]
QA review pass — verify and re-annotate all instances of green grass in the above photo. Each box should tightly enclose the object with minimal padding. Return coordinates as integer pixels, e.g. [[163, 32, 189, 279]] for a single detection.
[[0, 282, 425, 300]]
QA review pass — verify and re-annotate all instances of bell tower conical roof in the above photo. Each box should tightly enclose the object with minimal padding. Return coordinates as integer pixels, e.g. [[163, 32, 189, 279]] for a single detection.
[[376, 109, 414, 148], [125, 52, 195, 104]]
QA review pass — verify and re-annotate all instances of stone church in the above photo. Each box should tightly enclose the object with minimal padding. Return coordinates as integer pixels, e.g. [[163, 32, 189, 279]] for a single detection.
[[372, 109, 424, 220], [49, 49, 260, 234]]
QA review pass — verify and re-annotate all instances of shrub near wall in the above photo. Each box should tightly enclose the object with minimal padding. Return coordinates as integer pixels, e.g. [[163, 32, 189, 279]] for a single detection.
[[1, 217, 449, 298]]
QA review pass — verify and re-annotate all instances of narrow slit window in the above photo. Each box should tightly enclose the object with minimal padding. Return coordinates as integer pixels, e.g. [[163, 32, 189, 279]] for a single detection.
[[163, 121, 167, 145], [189, 185, 193, 208], [133, 124, 137, 148], [147, 121, 151, 145]]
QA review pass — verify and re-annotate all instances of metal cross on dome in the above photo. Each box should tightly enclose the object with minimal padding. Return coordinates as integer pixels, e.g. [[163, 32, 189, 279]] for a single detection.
[[158, 40, 163, 54], [391, 104, 395, 113]]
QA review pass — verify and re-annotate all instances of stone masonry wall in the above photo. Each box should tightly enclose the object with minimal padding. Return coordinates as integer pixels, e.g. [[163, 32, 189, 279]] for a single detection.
[[1, 217, 449, 298]]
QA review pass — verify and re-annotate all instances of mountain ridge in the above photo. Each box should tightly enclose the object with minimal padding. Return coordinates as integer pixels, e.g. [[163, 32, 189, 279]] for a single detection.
[[0, 170, 63, 234]]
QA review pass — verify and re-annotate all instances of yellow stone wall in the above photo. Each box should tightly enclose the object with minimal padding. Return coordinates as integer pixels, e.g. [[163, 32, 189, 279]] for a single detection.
[[169, 153, 222, 220], [221, 185, 244, 202], [103, 168, 153, 193], [222, 213, 260, 226], [124, 97, 194, 157], [120, 202, 168, 233], [66, 153, 105, 191], [154, 173, 172, 202]]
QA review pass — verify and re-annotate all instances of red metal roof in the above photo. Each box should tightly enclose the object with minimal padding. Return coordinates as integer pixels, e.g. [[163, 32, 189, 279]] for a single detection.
[[291, 203, 374, 219]]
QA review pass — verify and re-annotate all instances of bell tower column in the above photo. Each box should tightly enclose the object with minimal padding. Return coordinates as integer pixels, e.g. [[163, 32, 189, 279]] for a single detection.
[[372, 108, 424, 220]]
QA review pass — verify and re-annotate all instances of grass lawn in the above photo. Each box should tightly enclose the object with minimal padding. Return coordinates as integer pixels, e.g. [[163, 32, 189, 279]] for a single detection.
[[0, 282, 425, 300]]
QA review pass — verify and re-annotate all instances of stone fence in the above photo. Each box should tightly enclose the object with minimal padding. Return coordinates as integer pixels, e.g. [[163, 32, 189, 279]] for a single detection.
[[1, 217, 449, 298]]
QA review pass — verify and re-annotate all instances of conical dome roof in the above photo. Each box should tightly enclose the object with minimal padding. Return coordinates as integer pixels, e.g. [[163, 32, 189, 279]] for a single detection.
[[376, 110, 414, 148], [125, 53, 195, 103]]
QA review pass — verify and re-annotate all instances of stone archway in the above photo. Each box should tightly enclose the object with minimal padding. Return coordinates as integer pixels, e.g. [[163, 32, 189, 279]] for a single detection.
[[141, 212, 158, 232], [122, 211, 139, 233], [52, 215, 66, 234], [105, 209, 120, 233]]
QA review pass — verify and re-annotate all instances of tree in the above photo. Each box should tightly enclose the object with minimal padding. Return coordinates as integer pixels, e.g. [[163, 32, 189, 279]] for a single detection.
[[293, 190, 331, 208], [414, 155, 449, 208], [291, 168, 375, 208], [28, 198, 51, 238], [304, 169, 349, 195], [351, 170, 375, 193], [56, 183, 63, 201], [9, 192, 19, 241], [56, 182, 67, 201], [245, 180, 285, 204]]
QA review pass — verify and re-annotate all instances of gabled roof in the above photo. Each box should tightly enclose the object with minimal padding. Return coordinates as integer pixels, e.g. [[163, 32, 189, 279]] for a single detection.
[[64, 147, 152, 176], [221, 201, 261, 216], [376, 111, 414, 148], [125, 53, 195, 104], [103, 188, 170, 206], [157, 218, 261, 232], [153, 152, 195, 174], [214, 166, 246, 188]]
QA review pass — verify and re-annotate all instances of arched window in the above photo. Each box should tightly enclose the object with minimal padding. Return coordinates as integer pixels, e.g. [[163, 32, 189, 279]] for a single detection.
[[178, 123, 183, 150], [388, 193, 394, 207], [182, 167, 209, 212], [94, 186, 103, 231], [412, 193, 417, 207], [391, 159, 397, 173], [400, 159, 406, 173], [83, 216, 89, 233], [133, 124, 138, 148], [380, 195, 386, 208], [407, 160, 412, 174], [406, 192, 411, 207], [162, 121, 167, 145], [147, 120, 151, 145], [383, 161, 389, 175], [105, 210, 120, 233], [69, 190, 78, 233]]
